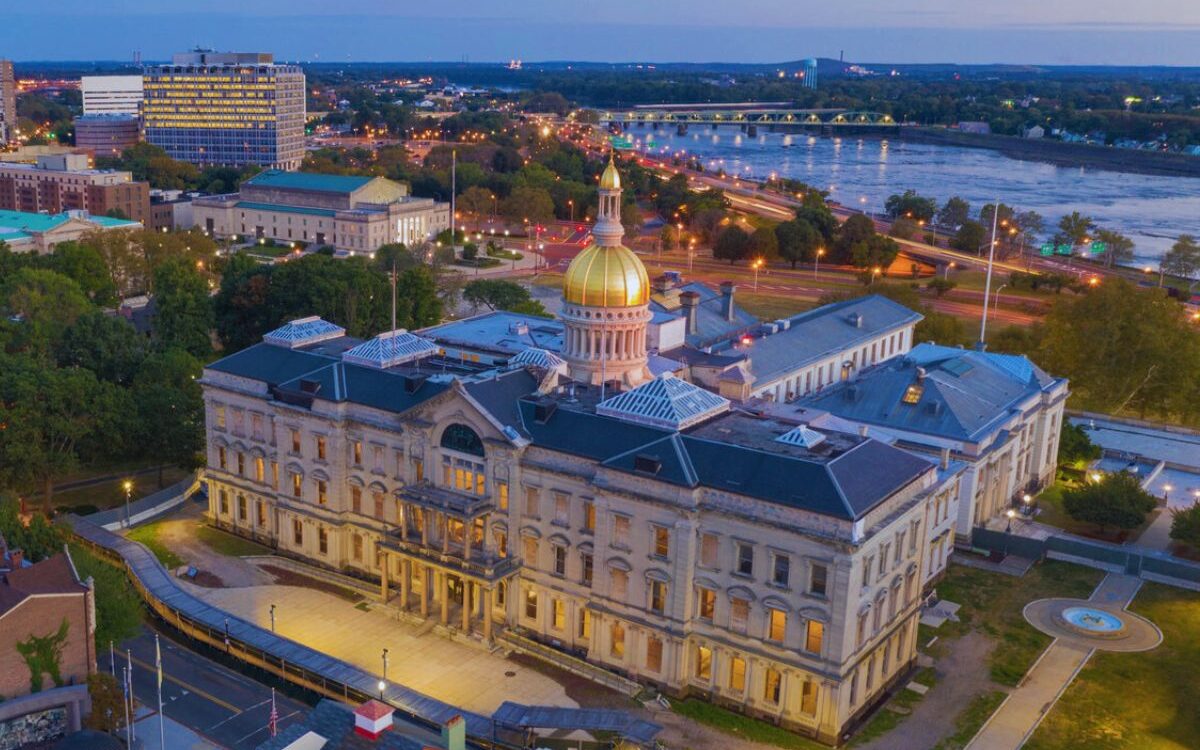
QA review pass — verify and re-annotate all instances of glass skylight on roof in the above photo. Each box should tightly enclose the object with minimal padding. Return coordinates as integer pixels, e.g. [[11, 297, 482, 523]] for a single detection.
[[511, 347, 566, 371], [341, 329, 439, 369], [263, 316, 346, 349], [597, 373, 730, 431], [776, 425, 827, 449]]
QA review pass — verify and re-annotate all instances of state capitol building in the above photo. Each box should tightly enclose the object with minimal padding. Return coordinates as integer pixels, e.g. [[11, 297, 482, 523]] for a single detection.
[[200, 157, 1067, 744]]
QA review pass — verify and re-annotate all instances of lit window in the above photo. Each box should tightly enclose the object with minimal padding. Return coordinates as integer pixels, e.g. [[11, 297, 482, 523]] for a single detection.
[[352, 440, 362, 465], [763, 668, 782, 704], [578, 609, 591, 640], [729, 656, 746, 692], [292, 473, 302, 498], [697, 587, 715, 621], [582, 500, 595, 532], [290, 429, 300, 453], [254, 457, 265, 483], [552, 598, 565, 630], [317, 480, 327, 506], [649, 580, 667, 614], [768, 609, 787, 643], [652, 525, 670, 558], [497, 481, 509, 511], [695, 645, 712, 680], [610, 621, 625, 658], [902, 384, 924, 404], [806, 620, 824, 654], [645, 636, 663, 673]]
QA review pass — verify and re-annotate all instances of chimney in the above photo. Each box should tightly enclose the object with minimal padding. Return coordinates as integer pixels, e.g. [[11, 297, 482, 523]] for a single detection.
[[442, 715, 466, 750], [916, 366, 927, 382], [719, 281, 736, 322], [353, 700, 395, 740], [858, 425, 869, 438], [680, 291, 700, 335], [940, 447, 951, 470]]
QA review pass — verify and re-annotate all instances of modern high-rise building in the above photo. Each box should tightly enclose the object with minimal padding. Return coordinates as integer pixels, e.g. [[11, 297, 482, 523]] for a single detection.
[[81, 75, 143, 115], [143, 50, 305, 170], [0, 60, 16, 144]]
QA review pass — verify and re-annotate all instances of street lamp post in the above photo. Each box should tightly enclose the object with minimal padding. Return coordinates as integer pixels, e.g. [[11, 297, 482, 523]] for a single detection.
[[269, 604, 276, 633], [944, 261, 955, 280], [993, 284, 1007, 310], [122, 480, 133, 529], [382, 649, 389, 682], [814, 247, 825, 279], [378, 680, 386, 700], [752, 258, 764, 290]]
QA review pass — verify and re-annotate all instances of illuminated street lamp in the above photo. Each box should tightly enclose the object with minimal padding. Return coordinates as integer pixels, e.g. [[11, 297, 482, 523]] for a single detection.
[[378, 680, 387, 700], [1005, 508, 1016, 533], [122, 480, 133, 528], [269, 604, 276, 633], [752, 258, 765, 290], [814, 247, 825, 279], [382, 649, 389, 682]]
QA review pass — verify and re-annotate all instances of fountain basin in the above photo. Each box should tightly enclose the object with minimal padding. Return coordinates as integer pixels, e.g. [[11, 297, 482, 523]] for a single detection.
[[1056, 606, 1127, 639]]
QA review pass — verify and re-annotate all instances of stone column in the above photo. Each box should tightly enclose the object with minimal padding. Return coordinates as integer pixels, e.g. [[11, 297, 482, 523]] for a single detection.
[[484, 587, 494, 643], [464, 520, 473, 563], [399, 503, 408, 542], [379, 551, 389, 602], [420, 565, 430, 618], [420, 510, 429, 546], [442, 514, 451, 554], [399, 558, 410, 611], [440, 571, 450, 625], [462, 580, 472, 633]]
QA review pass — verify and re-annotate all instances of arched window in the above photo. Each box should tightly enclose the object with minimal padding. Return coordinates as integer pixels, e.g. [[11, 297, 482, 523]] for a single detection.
[[440, 423, 484, 457]]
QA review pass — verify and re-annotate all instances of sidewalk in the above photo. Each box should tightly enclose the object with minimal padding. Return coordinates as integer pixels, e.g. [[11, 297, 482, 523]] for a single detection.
[[191, 583, 579, 716], [132, 706, 221, 750], [965, 574, 1141, 750]]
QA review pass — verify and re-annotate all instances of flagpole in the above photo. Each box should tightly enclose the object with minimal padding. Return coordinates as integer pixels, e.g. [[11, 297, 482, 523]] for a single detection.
[[122, 665, 132, 747], [269, 687, 279, 737], [109, 640, 115, 678], [156, 634, 166, 750], [978, 198, 1000, 349], [127, 649, 136, 742]]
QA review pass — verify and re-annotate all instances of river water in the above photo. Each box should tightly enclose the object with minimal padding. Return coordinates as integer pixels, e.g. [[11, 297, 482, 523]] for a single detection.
[[631, 130, 1200, 263]]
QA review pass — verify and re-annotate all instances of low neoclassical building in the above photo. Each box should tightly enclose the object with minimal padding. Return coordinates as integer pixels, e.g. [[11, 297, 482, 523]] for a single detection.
[[199, 157, 962, 744]]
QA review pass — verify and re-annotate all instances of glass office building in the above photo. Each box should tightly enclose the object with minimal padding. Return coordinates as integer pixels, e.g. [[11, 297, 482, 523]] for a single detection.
[[143, 51, 305, 170]]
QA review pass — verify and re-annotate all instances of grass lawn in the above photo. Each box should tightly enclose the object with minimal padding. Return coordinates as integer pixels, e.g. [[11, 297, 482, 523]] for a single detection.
[[936, 560, 1101, 686], [672, 698, 827, 750], [51, 468, 190, 514], [736, 291, 816, 321], [69, 544, 144, 650], [125, 521, 184, 569], [195, 525, 272, 557], [934, 690, 1008, 750], [1025, 583, 1200, 750], [850, 668, 937, 746]]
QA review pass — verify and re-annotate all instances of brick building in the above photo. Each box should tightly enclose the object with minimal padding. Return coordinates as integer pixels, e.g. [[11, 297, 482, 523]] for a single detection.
[[0, 153, 151, 225]]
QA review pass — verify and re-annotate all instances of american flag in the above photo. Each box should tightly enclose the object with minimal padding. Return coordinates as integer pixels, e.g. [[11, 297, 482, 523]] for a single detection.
[[268, 688, 278, 737]]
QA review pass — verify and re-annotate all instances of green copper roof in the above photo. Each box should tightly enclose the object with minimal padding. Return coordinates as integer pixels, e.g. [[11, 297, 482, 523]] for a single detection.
[[0, 209, 139, 236], [246, 169, 375, 194]]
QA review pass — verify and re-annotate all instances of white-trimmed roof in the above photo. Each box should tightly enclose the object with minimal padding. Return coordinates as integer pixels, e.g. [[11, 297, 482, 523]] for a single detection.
[[597, 373, 730, 431], [263, 316, 346, 349], [511, 347, 565, 371], [341, 329, 439, 369], [776, 425, 827, 449]]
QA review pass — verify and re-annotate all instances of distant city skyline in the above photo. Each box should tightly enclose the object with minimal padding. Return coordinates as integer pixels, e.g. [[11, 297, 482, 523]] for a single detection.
[[6, 1, 1200, 66]]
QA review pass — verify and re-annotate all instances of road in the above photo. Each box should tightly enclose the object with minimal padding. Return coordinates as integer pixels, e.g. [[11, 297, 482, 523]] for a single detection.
[[110, 625, 448, 749]]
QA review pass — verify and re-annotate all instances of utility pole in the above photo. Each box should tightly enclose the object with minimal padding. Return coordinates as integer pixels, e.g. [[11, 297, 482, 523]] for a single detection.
[[978, 197, 1000, 349]]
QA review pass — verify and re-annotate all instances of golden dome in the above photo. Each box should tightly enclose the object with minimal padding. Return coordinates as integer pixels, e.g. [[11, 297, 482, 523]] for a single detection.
[[563, 243, 649, 307], [599, 156, 621, 190]]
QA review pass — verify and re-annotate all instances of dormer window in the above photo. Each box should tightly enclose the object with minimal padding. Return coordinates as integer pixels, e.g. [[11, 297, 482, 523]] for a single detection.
[[902, 384, 924, 404]]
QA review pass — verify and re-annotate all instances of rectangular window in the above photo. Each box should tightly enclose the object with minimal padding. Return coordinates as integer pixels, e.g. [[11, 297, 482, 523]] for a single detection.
[[649, 581, 667, 614], [582, 500, 595, 532], [578, 609, 591, 640], [524, 588, 538, 620], [646, 636, 663, 673], [553, 544, 567, 577], [767, 609, 787, 643], [896, 532, 906, 564], [217, 446, 227, 470], [806, 620, 824, 654], [879, 545, 890, 578], [801, 680, 818, 715], [292, 473, 302, 498], [554, 493, 569, 525], [317, 480, 327, 506], [373, 446, 383, 471], [610, 568, 628, 601], [219, 490, 229, 515], [291, 429, 300, 454], [612, 515, 631, 547], [858, 611, 869, 647], [730, 597, 749, 634], [863, 556, 874, 587], [237, 495, 247, 521], [254, 457, 265, 483], [413, 458, 423, 482], [373, 491, 384, 519], [610, 621, 625, 658], [581, 553, 594, 586], [652, 525, 670, 558], [293, 519, 303, 546], [352, 440, 362, 465], [236, 452, 245, 476], [763, 668, 782, 704], [729, 656, 746, 692], [495, 530, 508, 558], [272, 462, 279, 490], [524, 487, 539, 517], [256, 500, 266, 527], [523, 536, 538, 566], [497, 481, 509, 511], [351, 486, 362, 514], [318, 527, 327, 554], [810, 563, 828, 597], [352, 534, 363, 561], [251, 413, 263, 440], [215, 405, 226, 429], [736, 542, 753, 576], [552, 598, 566, 630], [772, 553, 790, 587], [695, 645, 712, 680], [700, 533, 718, 567], [697, 587, 715, 621]]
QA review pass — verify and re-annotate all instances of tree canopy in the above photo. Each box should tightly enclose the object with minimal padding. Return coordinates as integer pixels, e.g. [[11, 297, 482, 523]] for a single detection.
[[1062, 472, 1157, 532]]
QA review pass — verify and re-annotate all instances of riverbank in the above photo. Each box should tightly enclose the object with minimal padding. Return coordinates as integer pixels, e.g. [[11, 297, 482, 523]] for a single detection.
[[896, 127, 1200, 178]]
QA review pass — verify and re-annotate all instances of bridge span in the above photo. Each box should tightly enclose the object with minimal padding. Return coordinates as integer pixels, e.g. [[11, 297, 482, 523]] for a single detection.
[[602, 107, 898, 135]]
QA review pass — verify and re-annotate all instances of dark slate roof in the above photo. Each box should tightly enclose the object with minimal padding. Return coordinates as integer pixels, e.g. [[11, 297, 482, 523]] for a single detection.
[[276, 362, 454, 413], [649, 282, 758, 348], [205, 342, 336, 385], [464, 369, 541, 435], [255, 699, 428, 750], [733, 295, 923, 384], [0, 554, 86, 617], [799, 343, 1062, 442]]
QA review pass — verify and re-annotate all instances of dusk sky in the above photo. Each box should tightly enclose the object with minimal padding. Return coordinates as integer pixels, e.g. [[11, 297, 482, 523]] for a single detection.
[[8, 0, 1200, 65]]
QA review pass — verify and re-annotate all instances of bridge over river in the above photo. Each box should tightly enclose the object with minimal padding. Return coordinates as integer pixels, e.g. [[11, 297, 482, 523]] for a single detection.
[[602, 105, 898, 135]]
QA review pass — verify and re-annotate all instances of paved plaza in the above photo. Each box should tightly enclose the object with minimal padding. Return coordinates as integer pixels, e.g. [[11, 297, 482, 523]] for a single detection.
[[191, 583, 579, 716]]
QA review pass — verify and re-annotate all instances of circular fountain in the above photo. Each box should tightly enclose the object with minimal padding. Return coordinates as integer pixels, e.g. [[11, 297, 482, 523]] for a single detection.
[[1056, 606, 1127, 639]]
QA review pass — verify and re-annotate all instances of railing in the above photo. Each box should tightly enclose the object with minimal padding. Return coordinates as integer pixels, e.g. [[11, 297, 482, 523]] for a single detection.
[[498, 630, 642, 697], [380, 533, 521, 582], [87, 474, 201, 531]]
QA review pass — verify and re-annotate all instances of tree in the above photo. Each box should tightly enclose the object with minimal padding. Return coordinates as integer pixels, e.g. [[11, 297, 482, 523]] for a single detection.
[[152, 257, 214, 357], [937, 196, 971, 228], [133, 350, 205, 486], [1094, 229, 1135, 268], [712, 226, 750, 264], [464, 279, 537, 312], [915, 310, 968, 346], [794, 192, 838, 243], [47, 242, 119, 306], [659, 225, 678, 253], [1170, 503, 1200, 551], [850, 234, 900, 270], [775, 219, 820, 268], [1035, 278, 1200, 418], [1058, 423, 1102, 467], [926, 278, 957, 297], [952, 220, 987, 254], [0, 357, 131, 512], [1056, 211, 1096, 251], [54, 311, 146, 386], [834, 214, 876, 263], [747, 226, 779, 261], [884, 190, 936, 221], [620, 201, 643, 239], [1062, 472, 1157, 533], [502, 185, 556, 225], [458, 185, 495, 219], [1161, 234, 1200, 281], [0, 268, 92, 356], [980, 202, 1016, 230], [889, 217, 918, 240], [85, 673, 126, 734]]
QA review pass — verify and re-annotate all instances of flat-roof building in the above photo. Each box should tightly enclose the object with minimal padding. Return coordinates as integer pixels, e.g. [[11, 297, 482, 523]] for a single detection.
[[0, 60, 15, 144], [0, 154, 151, 225], [193, 170, 449, 254], [80, 75, 143, 116], [143, 51, 305, 170], [0, 208, 140, 254], [74, 113, 141, 158]]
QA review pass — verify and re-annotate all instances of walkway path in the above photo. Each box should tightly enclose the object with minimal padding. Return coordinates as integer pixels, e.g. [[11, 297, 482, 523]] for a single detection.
[[192, 583, 578, 716], [965, 574, 1142, 750]]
